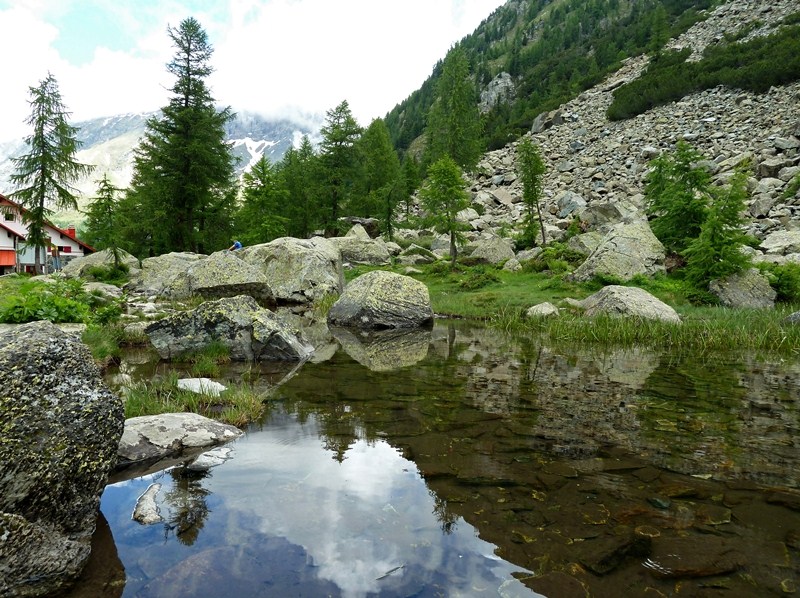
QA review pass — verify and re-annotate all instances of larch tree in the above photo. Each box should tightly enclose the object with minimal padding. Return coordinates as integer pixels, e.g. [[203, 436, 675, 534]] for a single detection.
[[516, 137, 547, 248], [418, 156, 470, 267], [279, 135, 320, 238], [355, 118, 402, 238], [124, 17, 236, 256], [319, 100, 363, 234], [83, 174, 123, 267], [235, 156, 289, 245], [425, 46, 483, 172], [10, 72, 92, 274]]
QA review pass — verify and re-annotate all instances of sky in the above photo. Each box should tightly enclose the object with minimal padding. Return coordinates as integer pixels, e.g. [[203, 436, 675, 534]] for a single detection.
[[0, 0, 507, 142]]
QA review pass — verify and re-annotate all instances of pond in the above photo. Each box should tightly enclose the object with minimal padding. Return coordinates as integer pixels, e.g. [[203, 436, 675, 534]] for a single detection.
[[72, 321, 800, 597]]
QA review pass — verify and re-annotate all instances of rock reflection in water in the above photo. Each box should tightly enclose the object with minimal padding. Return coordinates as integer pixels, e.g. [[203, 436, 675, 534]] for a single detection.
[[329, 325, 431, 371]]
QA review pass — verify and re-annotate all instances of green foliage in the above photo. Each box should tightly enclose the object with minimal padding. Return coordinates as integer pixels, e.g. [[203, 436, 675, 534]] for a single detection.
[[523, 242, 585, 274], [236, 156, 289, 245], [278, 136, 320, 238], [85, 262, 130, 286], [682, 170, 752, 287], [81, 324, 123, 361], [83, 175, 124, 264], [355, 118, 402, 238], [10, 72, 92, 273], [758, 261, 800, 303], [122, 17, 236, 257], [425, 47, 483, 171], [645, 141, 711, 255], [319, 100, 363, 234], [608, 23, 800, 120], [418, 156, 470, 266], [458, 267, 500, 290], [783, 173, 800, 200], [516, 137, 547, 248]]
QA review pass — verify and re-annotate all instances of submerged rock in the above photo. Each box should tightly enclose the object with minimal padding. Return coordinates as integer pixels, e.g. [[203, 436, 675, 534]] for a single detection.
[[329, 326, 431, 371], [144, 295, 314, 361], [0, 321, 124, 597], [327, 270, 434, 329]]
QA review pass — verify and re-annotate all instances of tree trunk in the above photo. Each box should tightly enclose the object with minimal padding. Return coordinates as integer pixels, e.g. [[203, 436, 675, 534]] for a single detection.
[[449, 230, 457, 268]]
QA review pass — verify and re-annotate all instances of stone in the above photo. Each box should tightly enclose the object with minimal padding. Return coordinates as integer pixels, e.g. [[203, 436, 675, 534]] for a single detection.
[[556, 190, 587, 218], [469, 236, 515, 265], [0, 321, 124, 597], [329, 234, 392, 266], [709, 268, 776, 309], [126, 252, 206, 297], [577, 533, 651, 575], [329, 326, 431, 371], [645, 536, 745, 578], [580, 285, 682, 324], [526, 302, 560, 318], [531, 109, 563, 134], [132, 483, 163, 525], [327, 270, 433, 329], [177, 378, 227, 396], [61, 248, 140, 279], [177, 250, 274, 305], [239, 237, 344, 304], [760, 230, 800, 255], [570, 222, 666, 282], [117, 412, 243, 469], [145, 295, 314, 361]]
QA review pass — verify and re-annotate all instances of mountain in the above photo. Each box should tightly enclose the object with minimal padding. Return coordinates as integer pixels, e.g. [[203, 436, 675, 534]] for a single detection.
[[384, 0, 763, 153], [0, 110, 318, 227]]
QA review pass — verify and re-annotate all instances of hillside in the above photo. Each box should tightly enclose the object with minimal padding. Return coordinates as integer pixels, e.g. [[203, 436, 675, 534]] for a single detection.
[[384, 0, 798, 154]]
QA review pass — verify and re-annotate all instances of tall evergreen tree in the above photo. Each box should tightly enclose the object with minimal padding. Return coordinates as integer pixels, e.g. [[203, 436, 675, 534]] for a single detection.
[[319, 100, 362, 234], [279, 136, 320, 238], [124, 17, 236, 255], [10, 73, 92, 274], [83, 174, 123, 266], [418, 156, 470, 267], [425, 46, 483, 171], [235, 156, 289, 245], [516, 137, 547, 248], [355, 118, 402, 238], [401, 154, 422, 219]]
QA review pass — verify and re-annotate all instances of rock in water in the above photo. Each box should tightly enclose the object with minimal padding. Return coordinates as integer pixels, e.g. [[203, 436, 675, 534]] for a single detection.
[[327, 270, 434, 329], [0, 320, 125, 597]]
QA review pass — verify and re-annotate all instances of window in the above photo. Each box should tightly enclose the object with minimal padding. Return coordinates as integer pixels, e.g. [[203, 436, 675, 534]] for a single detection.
[[61, 246, 71, 253], [4, 212, 13, 221]]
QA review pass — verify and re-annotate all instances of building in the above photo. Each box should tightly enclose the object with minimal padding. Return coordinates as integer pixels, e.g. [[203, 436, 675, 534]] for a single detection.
[[0, 193, 94, 274]]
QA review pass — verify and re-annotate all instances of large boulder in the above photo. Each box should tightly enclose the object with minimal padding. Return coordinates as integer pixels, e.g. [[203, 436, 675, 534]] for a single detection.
[[145, 295, 314, 361], [61, 248, 140, 279], [126, 252, 206, 297], [570, 222, 666, 283], [329, 232, 392, 266], [469, 236, 516, 265], [709, 268, 776, 309], [176, 250, 274, 305], [239, 237, 344, 304], [329, 326, 431, 371], [580, 285, 681, 324], [327, 270, 433, 329], [0, 321, 125, 597]]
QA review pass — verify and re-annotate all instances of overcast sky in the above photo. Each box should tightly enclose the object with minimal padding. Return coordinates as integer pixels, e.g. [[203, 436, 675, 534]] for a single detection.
[[0, 0, 507, 142]]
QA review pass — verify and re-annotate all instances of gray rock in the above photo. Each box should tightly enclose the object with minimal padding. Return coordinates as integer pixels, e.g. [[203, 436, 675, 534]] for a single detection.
[[127, 252, 206, 297], [145, 295, 314, 361], [132, 483, 163, 525], [327, 270, 433, 329], [117, 412, 243, 469], [177, 378, 227, 396], [760, 230, 800, 255], [526, 302, 560, 318], [556, 191, 587, 218], [568, 231, 605, 256], [61, 248, 140, 279], [0, 321, 124, 597], [580, 285, 681, 324], [240, 237, 344, 304], [709, 268, 776, 309], [329, 326, 431, 371], [570, 222, 666, 282], [330, 234, 391, 266], [531, 109, 563, 134], [469, 236, 515, 265], [177, 250, 274, 305]]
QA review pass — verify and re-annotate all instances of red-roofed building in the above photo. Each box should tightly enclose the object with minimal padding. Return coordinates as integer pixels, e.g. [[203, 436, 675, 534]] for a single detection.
[[0, 192, 94, 274]]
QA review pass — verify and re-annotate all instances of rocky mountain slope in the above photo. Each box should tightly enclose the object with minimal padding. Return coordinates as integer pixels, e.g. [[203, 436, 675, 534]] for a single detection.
[[454, 0, 799, 264]]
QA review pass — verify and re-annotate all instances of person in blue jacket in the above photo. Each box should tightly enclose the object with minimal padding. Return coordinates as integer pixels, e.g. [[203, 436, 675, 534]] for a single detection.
[[228, 240, 243, 251]]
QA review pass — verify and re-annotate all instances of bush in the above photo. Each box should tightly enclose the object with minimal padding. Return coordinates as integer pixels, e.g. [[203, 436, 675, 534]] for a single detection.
[[758, 262, 800, 303], [523, 242, 586, 274], [85, 262, 130, 286], [458, 267, 500, 290]]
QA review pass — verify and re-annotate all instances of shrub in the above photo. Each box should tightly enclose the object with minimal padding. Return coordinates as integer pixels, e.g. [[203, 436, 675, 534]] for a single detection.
[[458, 267, 500, 290], [523, 242, 586, 274], [758, 261, 800, 303], [85, 262, 130, 286]]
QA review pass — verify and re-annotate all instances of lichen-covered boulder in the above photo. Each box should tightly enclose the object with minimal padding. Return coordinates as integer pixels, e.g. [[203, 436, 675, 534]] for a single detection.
[[240, 237, 344, 304], [0, 321, 125, 597], [569, 221, 666, 283], [579, 285, 681, 324], [61, 248, 140, 279], [329, 234, 392, 266], [469, 236, 516, 265], [126, 252, 206, 297], [329, 326, 431, 371], [327, 270, 433, 329], [709, 268, 776, 309], [145, 295, 314, 361], [176, 250, 274, 306]]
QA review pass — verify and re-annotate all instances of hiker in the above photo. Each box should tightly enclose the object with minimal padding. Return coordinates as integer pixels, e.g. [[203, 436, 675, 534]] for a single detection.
[[228, 240, 243, 251]]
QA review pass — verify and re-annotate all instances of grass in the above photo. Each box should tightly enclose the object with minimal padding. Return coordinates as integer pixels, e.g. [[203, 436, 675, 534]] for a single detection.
[[123, 372, 268, 428]]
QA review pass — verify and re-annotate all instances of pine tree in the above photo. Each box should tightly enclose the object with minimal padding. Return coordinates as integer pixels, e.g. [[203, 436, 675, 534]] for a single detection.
[[279, 136, 320, 238], [10, 73, 92, 274], [235, 156, 289, 245], [516, 137, 547, 248], [401, 154, 422, 219], [425, 47, 483, 172], [418, 156, 470, 267], [83, 174, 123, 266], [355, 118, 402, 238], [319, 100, 363, 234], [125, 17, 236, 255]]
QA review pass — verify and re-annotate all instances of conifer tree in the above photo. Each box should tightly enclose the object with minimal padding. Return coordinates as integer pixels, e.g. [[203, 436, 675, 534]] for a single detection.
[[279, 136, 320, 238], [516, 137, 547, 248], [418, 156, 470, 267], [355, 118, 402, 238], [83, 174, 123, 267], [235, 156, 288, 245], [124, 17, 236, 255], [10, 73, 92, 274], [319, 100, 362, 234], [425, 46, 483, 171]]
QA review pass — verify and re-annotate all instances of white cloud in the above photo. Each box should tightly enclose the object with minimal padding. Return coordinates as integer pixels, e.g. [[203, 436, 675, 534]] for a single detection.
[[0, 0, 506, 142]]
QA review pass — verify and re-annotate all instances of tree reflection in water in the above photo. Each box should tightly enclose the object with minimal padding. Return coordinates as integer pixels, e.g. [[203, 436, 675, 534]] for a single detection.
[[162, 467, 211, 546]]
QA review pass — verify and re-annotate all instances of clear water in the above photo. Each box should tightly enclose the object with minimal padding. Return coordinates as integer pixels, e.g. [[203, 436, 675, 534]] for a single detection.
[[76, 321, 800, 597]]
